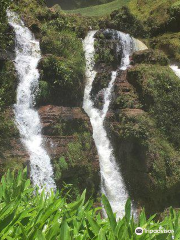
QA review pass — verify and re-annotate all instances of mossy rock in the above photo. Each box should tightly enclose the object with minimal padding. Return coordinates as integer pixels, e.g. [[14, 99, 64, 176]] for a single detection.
[[150, 32, 180, 62], [53, 132, 100, 200], [38, 54, 84, 107], [109, 111, 180, 215], [128, 64, 180, 149], [132, 49, 169, 66], [108, 6, 147, 38]]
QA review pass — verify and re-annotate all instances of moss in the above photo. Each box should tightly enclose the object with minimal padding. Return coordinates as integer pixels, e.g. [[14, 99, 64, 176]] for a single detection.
[[52, 119, 89, 136], [110, 112, 180, 214], [109, 6, 147, 37], [94, 40, 116, 67], [114, 91, 142, 109], [150, 32, 180, 62], [0, 61, 17, 109], [53, 131, 99, 200], [38, 54, 84, 106], [129, 0, 180, 36], [132, 49, 169, 66], [0, 60, 18, 152], [128, 64, 180, 149]]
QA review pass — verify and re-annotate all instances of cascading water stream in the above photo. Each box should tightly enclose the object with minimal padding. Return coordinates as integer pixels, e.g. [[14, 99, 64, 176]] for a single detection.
[[170, 65, 180, 78], [7, 10, 56, 193], [83, 30, 135, 218]]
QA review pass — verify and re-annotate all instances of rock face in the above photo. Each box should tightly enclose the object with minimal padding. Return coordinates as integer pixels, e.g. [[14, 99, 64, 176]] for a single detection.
[[2, 105, 100, 199], [40, 105, 100, 199]]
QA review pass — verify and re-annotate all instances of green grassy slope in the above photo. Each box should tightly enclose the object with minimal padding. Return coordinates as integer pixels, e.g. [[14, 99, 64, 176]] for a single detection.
[[129, 0, 176, 21], [66, 0, 130, 16]]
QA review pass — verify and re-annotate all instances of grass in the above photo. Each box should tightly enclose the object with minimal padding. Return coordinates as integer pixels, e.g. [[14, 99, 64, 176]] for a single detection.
[[129, 0, 176, 21], [66, 0, 130, 17]]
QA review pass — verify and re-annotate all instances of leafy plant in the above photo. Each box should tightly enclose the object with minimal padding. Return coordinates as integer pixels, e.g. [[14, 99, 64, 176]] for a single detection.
[[0, 168, 179, 239]]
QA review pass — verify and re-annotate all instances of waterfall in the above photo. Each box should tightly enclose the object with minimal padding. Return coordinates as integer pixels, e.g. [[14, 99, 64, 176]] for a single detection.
[[7, 10, 56, 193], [133, 38, 148, 51], [83, 30, 135, 218], [170, 65, 180, 78]]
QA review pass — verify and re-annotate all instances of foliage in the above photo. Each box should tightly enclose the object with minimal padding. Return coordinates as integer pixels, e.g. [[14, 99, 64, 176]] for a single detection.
[[114, 91, 142, 109], [0, 168, 179, 239], [0, 61, 18, 151], [94, 39, 116, 67], [109, 6, 146, 37], [128, 64, 180, 150], [0, 61, 17, 109], [129, 0, 180, 36], [54, 157, 68, 181], [150, 32, 180, 62], [111, 111, 180, 214], [52, 130, 99, 200], [38, 54, 84, 106], [132, 49, 169, 66], [0, 0, 14, 50], [67, 132, 92, 166]]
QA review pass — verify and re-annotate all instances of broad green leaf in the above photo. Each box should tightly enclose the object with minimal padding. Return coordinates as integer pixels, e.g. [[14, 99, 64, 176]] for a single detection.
[[102, 195, 116, 232]]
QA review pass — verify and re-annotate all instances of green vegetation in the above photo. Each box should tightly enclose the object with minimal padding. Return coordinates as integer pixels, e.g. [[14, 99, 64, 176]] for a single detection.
[[128, 64, 180, 149], [0, 44, 18, 155], [53, 157, 68, 181], [66, 0, 130, 17], [110, 109, 180, 214], [0, 168, 179, 239], [51, 0, 114, 10], [150, 33, 180, 62], [109, 6, 146, 37], [0, 0, 14, 50], [129, 0, 174, 22], [53, 126, 99, 200], [132, 49, 169, 66], [10, 0, 99, 107], [128, 0, 180, 36]]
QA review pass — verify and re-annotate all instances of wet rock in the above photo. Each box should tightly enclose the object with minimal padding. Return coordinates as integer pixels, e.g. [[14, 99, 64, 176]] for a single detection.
[[0, 50, 15, 61]]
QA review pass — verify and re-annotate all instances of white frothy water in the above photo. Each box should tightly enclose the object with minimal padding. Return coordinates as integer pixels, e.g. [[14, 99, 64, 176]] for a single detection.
[[133, 38, 148, 51], [170, 65, 180, 78], [7, 10, 56, 193], [83, 30, 134, 218]]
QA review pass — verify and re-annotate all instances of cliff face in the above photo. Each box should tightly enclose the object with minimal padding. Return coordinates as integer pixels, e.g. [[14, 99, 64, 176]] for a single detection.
[[39, 105, 100, 199]]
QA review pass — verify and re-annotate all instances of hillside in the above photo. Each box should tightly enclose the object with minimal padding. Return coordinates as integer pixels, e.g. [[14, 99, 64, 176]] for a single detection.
[[45, 0, 114, 9], [66, 0, 130, 16]]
